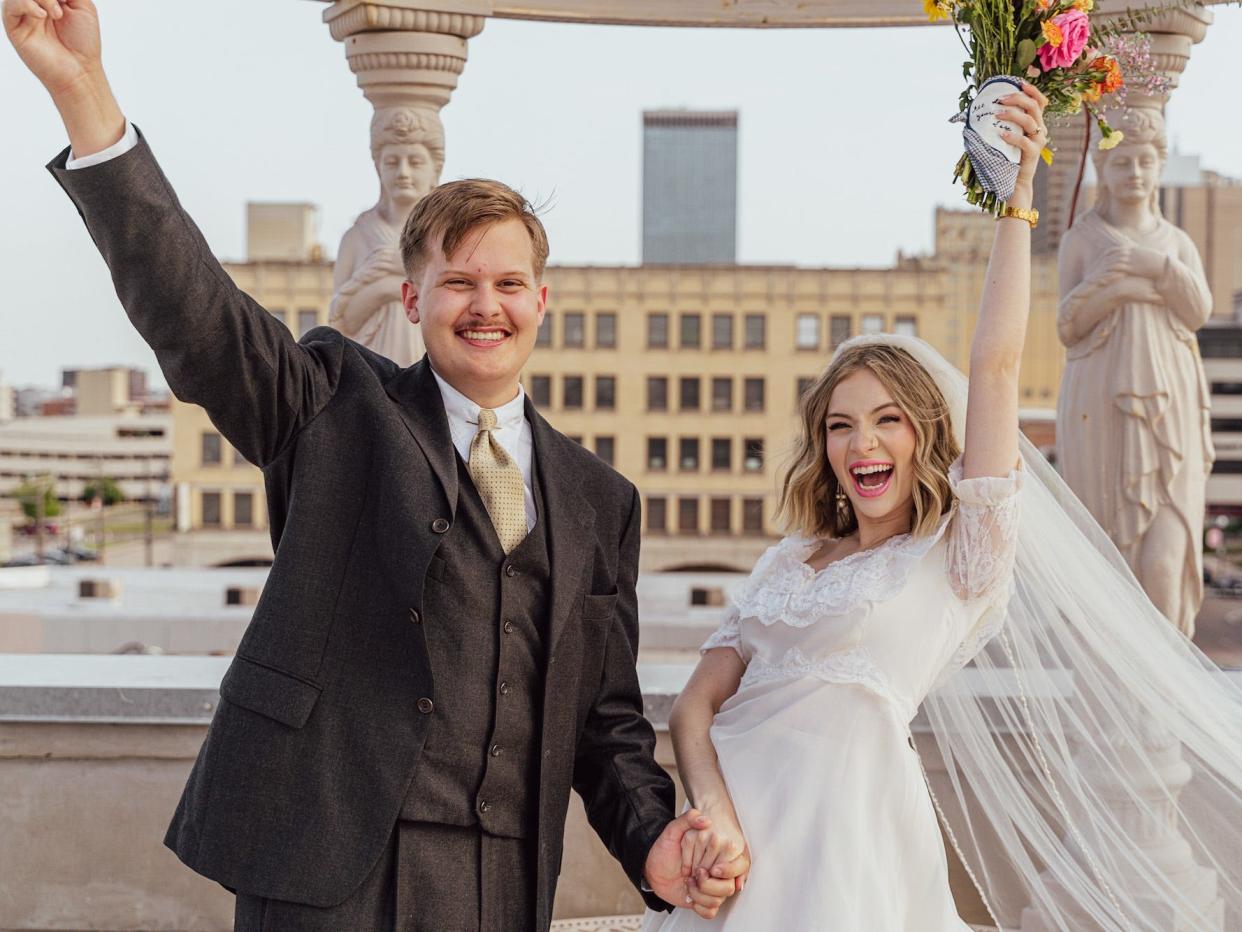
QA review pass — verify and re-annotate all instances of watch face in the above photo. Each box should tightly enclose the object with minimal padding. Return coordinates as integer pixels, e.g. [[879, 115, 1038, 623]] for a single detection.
[[967, 76, 1024, 165]]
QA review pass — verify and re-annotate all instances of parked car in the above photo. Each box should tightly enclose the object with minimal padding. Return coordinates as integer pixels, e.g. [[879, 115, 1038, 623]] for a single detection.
[[17, 521, 61, 538]]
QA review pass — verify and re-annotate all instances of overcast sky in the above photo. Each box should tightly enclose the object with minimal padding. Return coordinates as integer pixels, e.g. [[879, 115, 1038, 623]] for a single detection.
[[2, 1, 1240, 388]]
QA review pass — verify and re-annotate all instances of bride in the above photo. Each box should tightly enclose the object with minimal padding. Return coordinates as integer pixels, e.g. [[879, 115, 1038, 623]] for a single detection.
[[644, 82, 1242, 931]]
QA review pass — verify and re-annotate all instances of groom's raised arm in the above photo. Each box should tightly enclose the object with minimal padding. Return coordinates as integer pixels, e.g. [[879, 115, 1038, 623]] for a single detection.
[[7, 0, 342, 468]]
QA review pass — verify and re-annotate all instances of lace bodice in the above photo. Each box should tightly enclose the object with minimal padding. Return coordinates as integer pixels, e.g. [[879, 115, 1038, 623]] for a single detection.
[[702, 457, 1022, 721]]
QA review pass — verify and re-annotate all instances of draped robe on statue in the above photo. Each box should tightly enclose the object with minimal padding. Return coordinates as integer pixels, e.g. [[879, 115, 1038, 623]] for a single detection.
[[1056, 209, 1213, 635]]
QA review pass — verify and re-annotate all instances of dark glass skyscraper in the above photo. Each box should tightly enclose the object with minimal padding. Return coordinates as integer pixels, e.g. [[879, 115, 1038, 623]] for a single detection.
[[641, 110, 738, 265]]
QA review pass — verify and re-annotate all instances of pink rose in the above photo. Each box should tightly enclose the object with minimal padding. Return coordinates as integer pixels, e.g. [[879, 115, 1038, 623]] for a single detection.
[[1038, 9, 1091, 70]]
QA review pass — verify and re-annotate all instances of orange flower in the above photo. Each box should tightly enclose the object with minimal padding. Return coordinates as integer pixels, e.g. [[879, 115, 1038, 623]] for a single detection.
[[1042, 20, 1064, 47], [1072, 0, 1094, 10], [1082, 83, 1103, 103], [1096, 55, 1124, 93], [1036, 0, 1053, 9]]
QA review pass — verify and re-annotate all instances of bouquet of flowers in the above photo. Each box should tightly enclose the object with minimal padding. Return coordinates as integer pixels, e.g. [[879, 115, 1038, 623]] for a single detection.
[[927, 0, 1178, 213]]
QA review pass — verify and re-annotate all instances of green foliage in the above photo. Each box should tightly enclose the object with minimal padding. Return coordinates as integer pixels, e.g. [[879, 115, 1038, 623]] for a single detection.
[[81, 477, 124, 507], [14, 480, 62, 521]]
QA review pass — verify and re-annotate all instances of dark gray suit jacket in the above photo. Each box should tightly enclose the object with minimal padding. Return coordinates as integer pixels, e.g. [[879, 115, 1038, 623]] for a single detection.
[[49, 133, 675, 926]]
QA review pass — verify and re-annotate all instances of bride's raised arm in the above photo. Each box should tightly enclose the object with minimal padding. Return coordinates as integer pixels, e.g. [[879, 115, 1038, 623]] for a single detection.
[[962, 82, 1048, 481]]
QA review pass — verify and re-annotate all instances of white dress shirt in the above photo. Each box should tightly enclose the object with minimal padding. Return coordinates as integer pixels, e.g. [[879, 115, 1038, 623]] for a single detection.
[[430, 370, 537, 532], [67, 119, 138, 168]]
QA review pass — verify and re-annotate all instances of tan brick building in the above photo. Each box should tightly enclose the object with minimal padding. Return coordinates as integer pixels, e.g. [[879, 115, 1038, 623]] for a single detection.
[[169, 205, 1066, 568]]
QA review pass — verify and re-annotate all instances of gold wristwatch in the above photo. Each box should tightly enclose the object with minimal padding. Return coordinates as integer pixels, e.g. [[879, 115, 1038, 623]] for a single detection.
[[998, 204, 1039, 229]]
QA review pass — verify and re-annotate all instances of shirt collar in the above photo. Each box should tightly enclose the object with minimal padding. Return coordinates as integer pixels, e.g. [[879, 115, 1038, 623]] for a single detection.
[[430, 367, 526, 429]]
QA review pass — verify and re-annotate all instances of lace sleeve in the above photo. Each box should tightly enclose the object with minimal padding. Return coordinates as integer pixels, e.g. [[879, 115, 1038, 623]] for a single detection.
[[699, 603, 743, 660], [945, 456, 1022, 604]]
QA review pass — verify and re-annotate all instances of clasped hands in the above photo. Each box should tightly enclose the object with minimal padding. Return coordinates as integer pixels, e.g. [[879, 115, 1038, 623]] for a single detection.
[[644, 805, 751, 920]]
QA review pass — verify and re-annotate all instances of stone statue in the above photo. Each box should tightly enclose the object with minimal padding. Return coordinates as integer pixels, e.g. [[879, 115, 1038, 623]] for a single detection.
[[330, 107, 445, 367], [1056, 107, 1214, 637]]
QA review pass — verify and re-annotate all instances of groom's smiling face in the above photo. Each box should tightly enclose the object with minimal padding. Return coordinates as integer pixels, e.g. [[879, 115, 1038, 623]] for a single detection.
[[402, 218, 547, 407]]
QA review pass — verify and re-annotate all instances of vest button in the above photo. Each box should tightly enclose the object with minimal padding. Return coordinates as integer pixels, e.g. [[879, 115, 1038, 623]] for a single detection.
[[477, 798, 492, 813], [505, 564, 517, 577], [417, 697, 434, 714], [503, 620, 514, 634], [498, 681, 511, 696], [430, 518, 450, 534], [409, 608, 421, 625], [490, 744, 503, 757]]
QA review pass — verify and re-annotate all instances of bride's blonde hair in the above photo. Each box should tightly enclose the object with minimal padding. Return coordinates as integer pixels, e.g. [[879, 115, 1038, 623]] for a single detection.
[[777, 343, 959, 540]]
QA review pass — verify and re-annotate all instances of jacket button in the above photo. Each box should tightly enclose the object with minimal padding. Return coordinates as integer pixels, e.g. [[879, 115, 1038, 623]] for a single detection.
[[477, 798, 492, 813], [504, 564, 517, 577], [417, 697, 434, 714], [431, 518, 450, 534], [490, 743, 503, 757], [498, 681, 511, 696], [409, 608, 421, 625], [502, 620, 514, 634]]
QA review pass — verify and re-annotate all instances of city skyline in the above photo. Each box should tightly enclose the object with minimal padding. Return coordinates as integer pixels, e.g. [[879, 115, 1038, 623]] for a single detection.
[[1, 2, 1240, 387]]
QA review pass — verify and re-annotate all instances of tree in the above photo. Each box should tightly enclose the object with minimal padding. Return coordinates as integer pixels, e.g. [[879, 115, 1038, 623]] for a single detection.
[[14, 479, 61, 521], [81, 477, 124, 507]]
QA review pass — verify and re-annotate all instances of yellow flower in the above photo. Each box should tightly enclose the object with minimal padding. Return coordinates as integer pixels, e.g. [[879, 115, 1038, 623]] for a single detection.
[[923, 0, 950, 21], [1072, 0, 1094, 9], [1066, 91, 1084, 114], [1099, 130, 1125, 150], [1041, 146, 1055, 166], [1042, 20, 1064, 47], [1082, 83, 1102, 103]]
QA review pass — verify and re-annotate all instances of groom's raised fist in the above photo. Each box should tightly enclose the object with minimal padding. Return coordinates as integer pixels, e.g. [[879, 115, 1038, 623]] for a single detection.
[[4, 0, 101, 96]]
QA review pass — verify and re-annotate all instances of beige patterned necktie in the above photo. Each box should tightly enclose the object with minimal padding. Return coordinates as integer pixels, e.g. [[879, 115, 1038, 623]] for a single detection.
[[468, 408, 527, 554]]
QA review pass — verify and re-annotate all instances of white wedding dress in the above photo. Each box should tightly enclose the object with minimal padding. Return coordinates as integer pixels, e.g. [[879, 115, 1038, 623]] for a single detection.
[[644, 457, 1021, 932]]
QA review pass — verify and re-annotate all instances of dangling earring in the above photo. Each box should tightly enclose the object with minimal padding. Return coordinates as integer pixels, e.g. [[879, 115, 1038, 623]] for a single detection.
[[835, 485, 849, 516]]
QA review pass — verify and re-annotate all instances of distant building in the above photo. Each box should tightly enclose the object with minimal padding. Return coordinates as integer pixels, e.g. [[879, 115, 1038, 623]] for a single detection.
[[245, 202, 322, 263], [1199, 325, 1242, 517], [642, 110, 738, 265], [0, 373, 13, 424], [167, 200, 1065, 570], [0, 414, 170, 502]]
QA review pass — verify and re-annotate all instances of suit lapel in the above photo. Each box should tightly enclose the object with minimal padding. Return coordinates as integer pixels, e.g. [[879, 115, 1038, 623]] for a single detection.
[[527, 398, 595, 656], [384, 357, 459, 514]]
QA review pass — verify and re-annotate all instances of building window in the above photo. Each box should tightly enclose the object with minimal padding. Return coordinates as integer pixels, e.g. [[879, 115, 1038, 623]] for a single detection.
[[563, 376, 583, 410], [678, 497, 699, 535], [595, 376, 616, 411], [742, 497, 764, 534], [647, 437, 668, 471], [297, 309, 318, 338], [830, 315, 852, 347], [201, 491, 222, 528], [744, 314, 766, 349], [710, 497, 731, 534], [680, 314, 702, 349], [862, 313, 885, 335], [679, 437, 700, 472], [894, 315, 918, 337], [595, 436, 615, 466], [1211, 382, 1242, 396], [596, 312, 617, 349], [201, 431, 222, 466], [536, 313, 553, 348], [712, 314, 734, 350], [647, 313, 669, 349], [711, 377, 733, 412], [744, 378, 765, 412], [795, 313, 821, 350], [797, 377, 815, 402], [531, 375, 552, 408], [744, 438, 764, 473], [269, 307, 288, 330], [647, 376, 668, 411], [564, 312, 585, 348], [233, 491, 254, 528], [679, 377, 701, 411], [711, 437, 732, 471], [647, 496, 667, 533]]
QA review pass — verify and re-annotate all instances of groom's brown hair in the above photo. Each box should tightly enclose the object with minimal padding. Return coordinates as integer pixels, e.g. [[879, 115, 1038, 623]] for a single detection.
[[400, 179, 550, 280]]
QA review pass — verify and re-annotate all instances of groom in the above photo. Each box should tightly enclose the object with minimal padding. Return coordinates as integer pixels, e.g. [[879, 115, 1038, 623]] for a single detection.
[[4, 0, 747, 927]]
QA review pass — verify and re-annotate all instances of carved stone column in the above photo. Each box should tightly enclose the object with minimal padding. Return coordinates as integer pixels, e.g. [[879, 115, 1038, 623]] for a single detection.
[[320, 0, 490, 366], [1032, 2, 1213, 254]]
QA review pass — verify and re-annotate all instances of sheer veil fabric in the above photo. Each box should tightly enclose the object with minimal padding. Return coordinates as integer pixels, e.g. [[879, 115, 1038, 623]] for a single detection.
[[854, 334, 1242, 930]]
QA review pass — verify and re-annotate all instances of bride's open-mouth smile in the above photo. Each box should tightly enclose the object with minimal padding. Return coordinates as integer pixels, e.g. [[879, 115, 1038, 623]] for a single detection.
[[849, 459, 894, 499]]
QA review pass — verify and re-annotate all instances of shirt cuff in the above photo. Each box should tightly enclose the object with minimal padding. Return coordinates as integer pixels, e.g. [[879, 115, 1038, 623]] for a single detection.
[[67, 120, 138, 170]]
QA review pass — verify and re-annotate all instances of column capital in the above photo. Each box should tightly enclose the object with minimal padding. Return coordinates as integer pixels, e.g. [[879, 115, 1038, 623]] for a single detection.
[[323, 0, 490, 42]]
